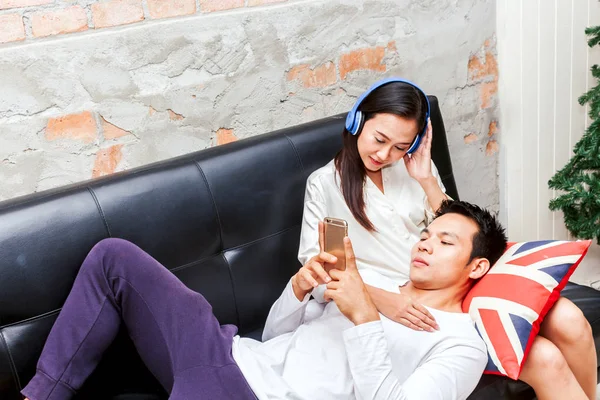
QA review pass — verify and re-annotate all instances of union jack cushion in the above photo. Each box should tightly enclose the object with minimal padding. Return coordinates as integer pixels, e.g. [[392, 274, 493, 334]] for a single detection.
[[462, 239, 591, 380]]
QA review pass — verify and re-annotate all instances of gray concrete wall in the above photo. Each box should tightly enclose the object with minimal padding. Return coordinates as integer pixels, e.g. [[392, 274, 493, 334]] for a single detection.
[[0, 0, 499, 211]]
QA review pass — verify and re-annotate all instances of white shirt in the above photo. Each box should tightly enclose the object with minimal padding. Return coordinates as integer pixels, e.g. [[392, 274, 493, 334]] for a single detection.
[[298, 159, 446, 284], [231, 269, 487, 400]]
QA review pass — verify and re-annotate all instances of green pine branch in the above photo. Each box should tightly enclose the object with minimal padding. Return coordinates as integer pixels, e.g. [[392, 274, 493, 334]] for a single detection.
[[586, 26, 600, 47], [549, 25, 600, 243]]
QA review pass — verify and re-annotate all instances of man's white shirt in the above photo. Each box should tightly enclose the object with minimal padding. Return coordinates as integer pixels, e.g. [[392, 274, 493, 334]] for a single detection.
[[231, 269, 487, 400]]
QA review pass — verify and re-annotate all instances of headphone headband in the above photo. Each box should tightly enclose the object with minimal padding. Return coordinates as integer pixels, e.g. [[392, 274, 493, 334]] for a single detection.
[[345, 77, 430, 154]]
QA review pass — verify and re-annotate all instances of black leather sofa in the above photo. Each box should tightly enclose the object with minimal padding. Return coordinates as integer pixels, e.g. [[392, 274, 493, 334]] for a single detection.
[[0, 97, 598, 400]]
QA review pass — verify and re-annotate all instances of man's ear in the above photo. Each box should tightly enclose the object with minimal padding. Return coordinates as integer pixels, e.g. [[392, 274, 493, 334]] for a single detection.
[[468, 258, 490, 280]]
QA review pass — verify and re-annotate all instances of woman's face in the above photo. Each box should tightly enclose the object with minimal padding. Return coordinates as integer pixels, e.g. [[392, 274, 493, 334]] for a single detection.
[[356, 113, 419, 172]]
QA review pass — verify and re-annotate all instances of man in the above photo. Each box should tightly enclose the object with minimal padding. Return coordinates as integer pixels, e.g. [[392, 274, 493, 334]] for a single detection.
[[23, 200, 506, 400]]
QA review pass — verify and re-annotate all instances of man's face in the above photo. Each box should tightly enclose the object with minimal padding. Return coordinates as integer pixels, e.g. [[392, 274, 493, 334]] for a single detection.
[[409, 213, 480, 289]]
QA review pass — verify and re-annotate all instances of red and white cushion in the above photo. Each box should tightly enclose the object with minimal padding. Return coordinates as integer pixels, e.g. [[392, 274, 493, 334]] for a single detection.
[[463, 239, 591, 379]]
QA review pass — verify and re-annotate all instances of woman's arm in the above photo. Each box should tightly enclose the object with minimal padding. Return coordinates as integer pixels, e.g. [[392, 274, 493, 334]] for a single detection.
[[418, 175, 447, 214], [365, 284, 438, 332], [404, 120, 449, 214]]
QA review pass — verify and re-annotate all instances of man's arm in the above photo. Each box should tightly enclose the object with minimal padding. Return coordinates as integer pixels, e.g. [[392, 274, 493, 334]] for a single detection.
[[343, 323, 487, 400], [262, 277, 325, 342], [263, 221, 334, 342], [324, 236, 485, 399]]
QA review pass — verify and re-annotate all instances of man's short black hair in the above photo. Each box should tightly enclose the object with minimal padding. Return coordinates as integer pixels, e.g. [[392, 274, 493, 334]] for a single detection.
[[435, 200, 508, 266]]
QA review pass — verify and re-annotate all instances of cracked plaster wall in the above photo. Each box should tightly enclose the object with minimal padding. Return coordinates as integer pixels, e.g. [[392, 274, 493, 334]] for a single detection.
[[0, 0, 499, 211]]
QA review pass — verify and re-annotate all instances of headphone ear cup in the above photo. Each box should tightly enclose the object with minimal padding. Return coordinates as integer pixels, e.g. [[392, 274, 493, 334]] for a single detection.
[[358, 117, 366, 135], [351, 111, 364, 135], [406, 132, 423, 154]]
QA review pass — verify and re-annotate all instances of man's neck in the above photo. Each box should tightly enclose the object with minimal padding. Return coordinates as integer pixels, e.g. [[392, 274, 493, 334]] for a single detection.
[[400, 282, 469, 313]]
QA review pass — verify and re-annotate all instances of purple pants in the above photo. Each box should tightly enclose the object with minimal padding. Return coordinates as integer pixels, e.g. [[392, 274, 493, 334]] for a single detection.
[[21, 238, 256, 400]]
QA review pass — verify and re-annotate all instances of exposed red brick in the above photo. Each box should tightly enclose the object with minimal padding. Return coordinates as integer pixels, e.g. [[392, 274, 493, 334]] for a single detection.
[[92, 144, 123, 177], [147, 0, 196, 19], [168, 109, 185, 121], [486, 140, 499, 156], [92, 0, 144, 29], [247, 0, 286, 6], [45, 111, 97, 143], [464, 133, 478, 144], [468, 51, 498, 82], [31, 6, 88, 38], [216, 128, 237, 145], [480, 81, 498, 109], [101, 116, 130, 139], [287, 62, 336, 88], [200, 0, 243, 12], [339, 45, 389, 80], [468, 38, 499, 111], [0, 0, 52, 10], [0, 14, 24, 43], [488, 120, 498, 137]]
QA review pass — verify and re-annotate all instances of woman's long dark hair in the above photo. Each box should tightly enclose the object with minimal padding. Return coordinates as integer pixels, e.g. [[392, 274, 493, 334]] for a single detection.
[[334, 82, 428, 231]]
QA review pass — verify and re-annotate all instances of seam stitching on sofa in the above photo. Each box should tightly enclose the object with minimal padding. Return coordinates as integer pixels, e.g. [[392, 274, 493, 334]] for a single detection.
[[283, 134, 305, 172], [224, 225, 299, 253], [0, 330, 22, 390], [218, 225, 300, 330], [87, 187, 112, 237], [0, 308, 61, 330], [169, 225, 300, 276], [194, 161, 224, 252], [221, 252, 242, 328], [169, 257, 212, 274]]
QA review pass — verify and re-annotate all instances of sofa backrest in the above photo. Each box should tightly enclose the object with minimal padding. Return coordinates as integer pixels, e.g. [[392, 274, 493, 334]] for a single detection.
[[0, 97, 457, 399]]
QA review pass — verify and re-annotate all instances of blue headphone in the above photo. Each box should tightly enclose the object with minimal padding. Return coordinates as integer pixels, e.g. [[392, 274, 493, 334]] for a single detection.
[[345, 77, 430, 154]]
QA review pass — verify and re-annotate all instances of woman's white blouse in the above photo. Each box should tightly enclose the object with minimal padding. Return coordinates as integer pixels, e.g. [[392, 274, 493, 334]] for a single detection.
[[298, 159, 446, 284]]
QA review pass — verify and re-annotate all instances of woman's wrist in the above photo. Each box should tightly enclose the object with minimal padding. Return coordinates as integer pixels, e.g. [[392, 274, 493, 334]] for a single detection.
[[419, 175, 448, 212], [416, 174, 437, 187]]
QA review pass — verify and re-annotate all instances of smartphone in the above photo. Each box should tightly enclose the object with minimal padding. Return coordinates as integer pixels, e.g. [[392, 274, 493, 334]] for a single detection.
[[324, 217, 348, 271]]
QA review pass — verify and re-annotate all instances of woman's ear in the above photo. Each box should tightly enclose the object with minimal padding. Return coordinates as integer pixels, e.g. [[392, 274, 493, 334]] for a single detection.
[[468, 258, 490, 280]]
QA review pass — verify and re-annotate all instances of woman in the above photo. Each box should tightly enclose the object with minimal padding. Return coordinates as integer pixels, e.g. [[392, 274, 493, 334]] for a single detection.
[[298, 77, 596, 400]]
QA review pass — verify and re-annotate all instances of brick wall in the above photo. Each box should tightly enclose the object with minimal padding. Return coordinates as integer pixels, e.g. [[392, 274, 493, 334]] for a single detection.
[[0, 0, 287, 43], [0, 0, 499, 210]]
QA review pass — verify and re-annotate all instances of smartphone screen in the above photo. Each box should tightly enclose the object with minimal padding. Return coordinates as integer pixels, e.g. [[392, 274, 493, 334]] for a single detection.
[[324, 217, 348, 271]]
